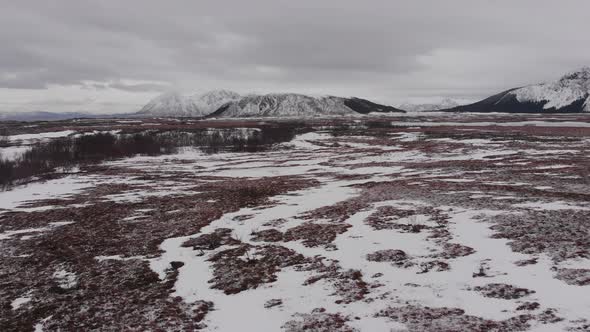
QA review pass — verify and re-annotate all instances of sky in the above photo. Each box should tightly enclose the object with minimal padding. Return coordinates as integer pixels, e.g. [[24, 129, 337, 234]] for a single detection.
[[1, 0, 589, 114]]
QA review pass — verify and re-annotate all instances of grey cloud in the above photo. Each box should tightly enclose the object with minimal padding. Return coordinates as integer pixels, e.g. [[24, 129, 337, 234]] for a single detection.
[[0, 0, 589, 105], [105, 82, 171, 92]]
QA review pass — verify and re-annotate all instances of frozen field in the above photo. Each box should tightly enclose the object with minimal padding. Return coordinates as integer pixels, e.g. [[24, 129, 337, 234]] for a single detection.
[[1, 114, 589, 331]]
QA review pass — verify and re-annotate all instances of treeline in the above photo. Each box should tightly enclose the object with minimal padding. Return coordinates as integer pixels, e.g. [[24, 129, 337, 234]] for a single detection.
[[0, 127, 298, 188], [0, 129, 9, 147], [195, 127, 297, 153]]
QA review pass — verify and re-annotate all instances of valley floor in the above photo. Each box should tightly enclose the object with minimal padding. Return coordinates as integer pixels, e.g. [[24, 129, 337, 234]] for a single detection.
[[1, 114, 590, 331]]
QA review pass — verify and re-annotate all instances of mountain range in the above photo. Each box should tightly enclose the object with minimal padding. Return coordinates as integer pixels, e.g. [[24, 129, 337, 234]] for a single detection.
[[1, 67, 589, 121], [210, 94, 403, 118], [135, 68, 590, 117], [137, 91, 404, 118]]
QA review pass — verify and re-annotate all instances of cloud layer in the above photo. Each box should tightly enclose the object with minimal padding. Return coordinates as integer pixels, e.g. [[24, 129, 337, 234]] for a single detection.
[[1, 0, 589, 113]]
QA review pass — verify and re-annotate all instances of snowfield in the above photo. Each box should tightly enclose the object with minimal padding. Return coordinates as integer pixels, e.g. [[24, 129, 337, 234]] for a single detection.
[[1, 114, 589, 331]]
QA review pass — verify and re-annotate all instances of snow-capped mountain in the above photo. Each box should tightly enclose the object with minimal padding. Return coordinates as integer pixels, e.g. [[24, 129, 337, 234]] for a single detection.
[[399, 98, 461, 112], [190, 89, 241, 115], [137, 90, 241, 117], [210, 94, 355, 118], [512, 67, 590, 111], [137, 91, 200, 117], [209, 93, 403, 118], [447, 67, 590, 113]]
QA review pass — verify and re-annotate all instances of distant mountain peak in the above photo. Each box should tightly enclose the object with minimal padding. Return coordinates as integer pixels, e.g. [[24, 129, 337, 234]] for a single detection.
[[138, 91, 199, 117], [447, 67, 590, 113], [192, 89, 240, 100], [560, 66, 590, 81], [138, 90, 240, 117], [511, 67, 590, 111], [399, 98, 462, 112]]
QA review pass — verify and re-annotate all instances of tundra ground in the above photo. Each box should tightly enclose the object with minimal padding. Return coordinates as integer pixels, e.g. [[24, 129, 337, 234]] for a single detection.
[[1, 114, 589, 331]]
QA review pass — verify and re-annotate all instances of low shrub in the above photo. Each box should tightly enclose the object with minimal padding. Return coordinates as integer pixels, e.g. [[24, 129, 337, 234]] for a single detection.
[[0, 126, 300, 189], [0, 129, 9, 147]]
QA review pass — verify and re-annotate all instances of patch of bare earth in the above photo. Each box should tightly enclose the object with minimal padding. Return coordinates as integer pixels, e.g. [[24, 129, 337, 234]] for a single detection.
[[207, 244, 306, 294], [555, 269, 590, 286], [251, 223, 351, 248], [376, 305, 535, 332], [182, 228, 240, 251], [473, 283, 535, 299], [488, 210, 590, 263], [283, 308, 358, 332], [299, 257, 370, 304], [366, 249, 412, 267]]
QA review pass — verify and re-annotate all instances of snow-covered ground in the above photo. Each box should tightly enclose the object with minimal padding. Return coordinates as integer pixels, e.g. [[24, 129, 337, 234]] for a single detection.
[[1, 116, 589, 331], [0, 146, 31, 161], [141, 131, 589, 331], [8, 130, 75, 142], [389, 120, 590, 128]]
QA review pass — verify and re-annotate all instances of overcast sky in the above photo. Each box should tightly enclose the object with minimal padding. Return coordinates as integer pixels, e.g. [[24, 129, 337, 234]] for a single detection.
[[1, 0, 589, 114]]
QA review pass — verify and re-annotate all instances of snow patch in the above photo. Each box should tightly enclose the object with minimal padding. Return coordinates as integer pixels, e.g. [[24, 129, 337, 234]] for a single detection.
[[11, 292, 33, 310], [53, 268, 78, 289]]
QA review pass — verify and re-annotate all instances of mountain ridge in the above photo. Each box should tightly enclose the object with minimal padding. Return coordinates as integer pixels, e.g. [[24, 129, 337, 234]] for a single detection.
[[207, 93, 404, 118], [3, 67, 590, 121], [446, 67, 590, 113], [137, 90, 241, 117]]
